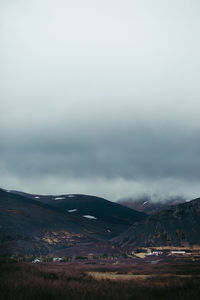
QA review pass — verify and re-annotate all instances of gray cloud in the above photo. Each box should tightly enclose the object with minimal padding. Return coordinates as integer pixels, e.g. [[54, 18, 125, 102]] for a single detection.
[[1, 0, 200, 200]]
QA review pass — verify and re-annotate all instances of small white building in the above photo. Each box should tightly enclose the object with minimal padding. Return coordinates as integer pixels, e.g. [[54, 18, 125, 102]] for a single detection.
[[171, 251, 186, 254], [53, 257, 62, 262], [32, 258, 41, 263]]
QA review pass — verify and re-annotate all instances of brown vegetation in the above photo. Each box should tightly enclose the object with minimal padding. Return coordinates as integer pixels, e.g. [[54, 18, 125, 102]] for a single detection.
[[1, 257, 200, 300]]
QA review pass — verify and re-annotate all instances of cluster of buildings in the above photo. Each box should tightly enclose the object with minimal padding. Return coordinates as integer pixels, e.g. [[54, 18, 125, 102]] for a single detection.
[[26, 250, 188, 263], [32, 257, 63, 263]]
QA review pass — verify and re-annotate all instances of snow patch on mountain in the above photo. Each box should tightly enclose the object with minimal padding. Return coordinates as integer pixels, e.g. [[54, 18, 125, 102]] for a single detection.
[[54, 197, 65, 200], [82, 215, 97, 220], [142, 201, 148, 206]]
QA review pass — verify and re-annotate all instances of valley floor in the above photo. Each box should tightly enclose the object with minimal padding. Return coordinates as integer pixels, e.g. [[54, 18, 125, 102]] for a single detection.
[[1, 255, 200, 300]]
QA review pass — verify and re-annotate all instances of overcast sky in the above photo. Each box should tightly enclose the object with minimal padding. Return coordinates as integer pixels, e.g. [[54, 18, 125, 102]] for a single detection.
[[1, 0, 200, 201]]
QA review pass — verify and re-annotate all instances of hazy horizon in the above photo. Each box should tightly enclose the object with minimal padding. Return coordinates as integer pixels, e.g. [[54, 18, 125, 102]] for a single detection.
[[1, 0, 200, 201]]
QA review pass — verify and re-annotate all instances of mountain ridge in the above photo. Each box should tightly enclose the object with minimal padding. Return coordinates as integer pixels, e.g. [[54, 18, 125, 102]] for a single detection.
[[114, 197, 200, 249]]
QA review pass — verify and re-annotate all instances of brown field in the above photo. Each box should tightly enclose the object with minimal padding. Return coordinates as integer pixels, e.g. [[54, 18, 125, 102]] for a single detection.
[[87, 272, 196, 280], [1, 255, 200, 300]]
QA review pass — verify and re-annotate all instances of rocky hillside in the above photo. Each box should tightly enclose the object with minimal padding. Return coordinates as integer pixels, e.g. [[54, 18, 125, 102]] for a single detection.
[[114, 198, 200, 249]]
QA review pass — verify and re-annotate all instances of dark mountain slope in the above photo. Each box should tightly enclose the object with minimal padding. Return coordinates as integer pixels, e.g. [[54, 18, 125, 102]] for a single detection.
[[0, 189, 117, 255], [0, 188, 146, 255], [10, 191, 147, 236], [114, 198, 200, 249]]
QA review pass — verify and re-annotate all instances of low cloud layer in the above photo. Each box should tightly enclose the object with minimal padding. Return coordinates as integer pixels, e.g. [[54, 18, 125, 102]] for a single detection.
[[1, 0, 200, 201]]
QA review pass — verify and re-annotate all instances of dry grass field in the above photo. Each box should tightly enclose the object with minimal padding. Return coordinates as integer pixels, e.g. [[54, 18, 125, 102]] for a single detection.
[[1, 255, 200, 300]]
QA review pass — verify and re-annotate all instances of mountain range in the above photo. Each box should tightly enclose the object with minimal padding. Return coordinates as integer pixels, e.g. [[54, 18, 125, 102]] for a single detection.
[[0, 188, 145, 255], [1, 187, 200, 255], [117, 197, 185, 215]]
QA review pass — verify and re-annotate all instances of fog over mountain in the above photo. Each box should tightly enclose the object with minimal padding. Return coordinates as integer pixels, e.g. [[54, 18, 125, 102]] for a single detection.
[[1, 0, 200, 200]]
